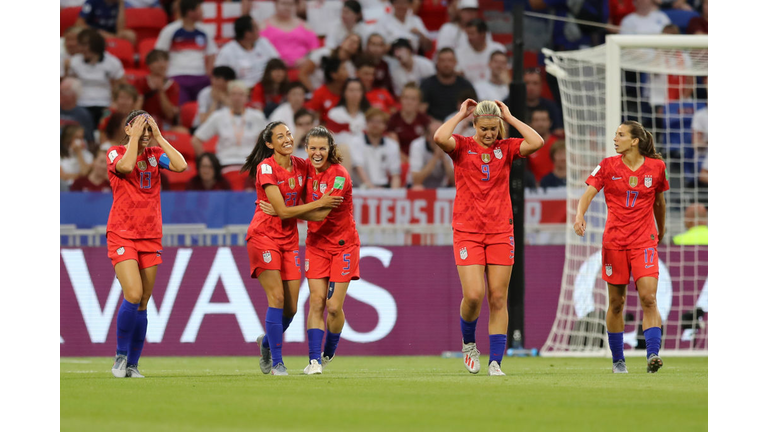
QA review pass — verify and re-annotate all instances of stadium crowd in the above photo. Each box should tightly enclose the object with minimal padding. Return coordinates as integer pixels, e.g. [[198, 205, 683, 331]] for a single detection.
[[60, 0, 708, 193]]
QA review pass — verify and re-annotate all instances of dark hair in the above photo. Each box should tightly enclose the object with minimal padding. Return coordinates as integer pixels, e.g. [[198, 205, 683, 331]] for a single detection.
[[60, 124, 84, 158], [78, 28, 105, 62], [145, 49, 169, 66], [105, 113, 126, 142], [334, 33, 363, 62], [437, 47, 456, 58], [305, 126, 343, 164], [261, 58, 289, 96], [530, 106, 550, 119], [241, 121, 287, 178], [180, 0, 203, 18], [343, 0, 363, 21], [354, 53, 377, 70], [234, 15, 255, 41], [322, 55, 345, 84], [466, 18, 488, 33], [549, 139, 566, 161], [294, 107, 316, 123], [390, 38, 413, 53], [195, 152, 225, 182], [490, 50, 507, 61], [336, 78, 371, 112], [621, 120, 663, 160], [456, 88, 477, 105], [212, 65, 237, 80], [285, 81, 308, 95]]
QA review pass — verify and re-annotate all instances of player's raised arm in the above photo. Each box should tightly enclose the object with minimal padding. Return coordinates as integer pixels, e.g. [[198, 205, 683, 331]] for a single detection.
[[494, 100, 544, 156], [146, 116, 187, 173], [574, 185, 599, 237], [263, 184, 343, 220], [433, 98, 477, 154], [115, 115, 147, 174]]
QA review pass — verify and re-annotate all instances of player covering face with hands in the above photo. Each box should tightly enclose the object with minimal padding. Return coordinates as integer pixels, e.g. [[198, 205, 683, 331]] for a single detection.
[[242, 121, 344, 375], [433, 99, 544, 376], [108, 111, 188, 378], [574, 120, 668, 374], [260, 126, 360, 375]]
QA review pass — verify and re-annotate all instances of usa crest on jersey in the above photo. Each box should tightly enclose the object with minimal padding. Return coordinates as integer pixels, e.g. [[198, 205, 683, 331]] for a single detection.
[[460, 247, 468, 260], [148, 156, 157, 167], [494, 148, 503, 159], [481, 154, 491, 163], [263, 251, 272, 263], [137, 161, 147, 171], [605, 264, 612, 276], [298, 175, 303, 187], [644, 175, 653, 188], [320, 183, 327, 193]]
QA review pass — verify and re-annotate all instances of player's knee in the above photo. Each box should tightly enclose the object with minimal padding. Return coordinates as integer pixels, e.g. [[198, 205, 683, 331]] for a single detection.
[[609, 296, 626, 314], [267, 292, 285, 307], [639, 293, 657, 309], [463, 293, 483, 310], [488, 293, 507, 312], [327, 303, 343, 319], [308, 293, 326, 313]]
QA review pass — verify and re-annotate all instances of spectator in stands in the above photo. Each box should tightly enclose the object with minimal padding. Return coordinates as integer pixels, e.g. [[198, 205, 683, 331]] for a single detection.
[[455, 19, 506, 85], [443, 88, 477, 137], [268, 81, 309, 134], [99, 113, 127, 150], [472, 50, 510, 102], [327, 78, 371, 142], [215, 15, 280, 90], [70, 148, 111, 192], [409, 120, 454, 189], [530, 0, 609, 49], [388, 82, 431, 159], [389, 38, 436, 97], [299, 33, 362, 92], [249, 58, 290, 117], [365, 33, 396, 95], [436, 0, 481, 51], [186, 152, 232, 191], [356, 55, 398, 114], [374, 0, 431, 54], [259, 0, 321, 68], [325, 1, 371, 50], [608, 0, 636, 28], [135, 50, 181, 128], [305, 56, 349, 124], [539, 140, 567, 190], [192, 80, 268, 167], [61, 26, 85, 78], [619, 0, 671, 35], [420, 48, 475, 121], [519, 68, 563, 137], [66, 28, 126, 127], [673, 203, 708, 245], [526, 107, 559, 184], [98, 83, 140, 142], [291, 107, 318, 160], [687, 0, 707, 34], [125, 0, 161, 7], [657, 0, 694, 11], [351, 108, 402, 189], [61, 78, 96, 146], [60, 124, 95, 186], [194, 65, 236, 128], [155, 0, 217, 105], [75, 0, 136, 45]]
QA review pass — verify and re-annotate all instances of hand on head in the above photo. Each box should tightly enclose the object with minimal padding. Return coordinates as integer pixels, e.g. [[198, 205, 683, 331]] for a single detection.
[[129, 114, 148, 137], [459, 99, 477, 119]]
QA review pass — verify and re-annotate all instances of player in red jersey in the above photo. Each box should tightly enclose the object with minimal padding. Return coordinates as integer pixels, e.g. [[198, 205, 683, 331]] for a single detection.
[[241, 121, 344, 375], [107, 110, 188, 378], [260, 126, 359, 375], [574, 120, 669, 374], [434, 99, 544, 376]]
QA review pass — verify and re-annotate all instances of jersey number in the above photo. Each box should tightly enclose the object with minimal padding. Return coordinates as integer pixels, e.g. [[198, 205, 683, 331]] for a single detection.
[[285, 192, 298, 206], [481, 164, 490, 181], [625, 190, 638, 207], [342, 254, 351, 271], [139, 172, 152, 189]]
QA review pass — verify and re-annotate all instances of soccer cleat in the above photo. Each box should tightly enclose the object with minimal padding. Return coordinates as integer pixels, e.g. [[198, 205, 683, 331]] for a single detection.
[[126, 364, 145, 378], [647, 353, 664, 373], [111, 354, 127, 378], [487, 361, 506, 376], [303, 359, 323, 375], [256, 334, 272, 374], [612, 359, 629, 374], [271, 362, 288, 376], [321, 352, 335, 368], [462, 341, 481, 374]]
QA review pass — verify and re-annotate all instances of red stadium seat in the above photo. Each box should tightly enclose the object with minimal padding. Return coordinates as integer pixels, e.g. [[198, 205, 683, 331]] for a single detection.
[[523, 50, 541, 69], [137, 37, 157, 70], [491, 34, 513, 52], [202, 136, 218, 154], [125, 8, 168, 44], [106, 38, 136, 69], [221, 166, 250, 191], [180, 101, 199, 130], [162, 131, 196, 161], [61, 7, 81, 37], [164, 162, 197, 191]]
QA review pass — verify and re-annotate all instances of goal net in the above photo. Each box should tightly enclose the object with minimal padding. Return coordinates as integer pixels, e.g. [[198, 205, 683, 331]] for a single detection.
[[541, 35, 708, 357]]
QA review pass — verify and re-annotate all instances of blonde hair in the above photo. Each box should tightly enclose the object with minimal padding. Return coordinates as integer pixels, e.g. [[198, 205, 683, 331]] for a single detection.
[[227, 80, 248, 94], [472, 100, 506, 139]]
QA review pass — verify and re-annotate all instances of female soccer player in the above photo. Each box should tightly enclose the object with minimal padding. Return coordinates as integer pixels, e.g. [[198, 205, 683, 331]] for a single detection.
[[260, 126, 360, 375], [242, 121, 344, 375], [434, 99, 544, 376], [574, 120, 668, 374], [108, 110, 188, 378]]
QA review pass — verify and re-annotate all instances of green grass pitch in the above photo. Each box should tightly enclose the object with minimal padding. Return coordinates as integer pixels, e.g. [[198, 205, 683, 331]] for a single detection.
[[61, 356, 707, 432]]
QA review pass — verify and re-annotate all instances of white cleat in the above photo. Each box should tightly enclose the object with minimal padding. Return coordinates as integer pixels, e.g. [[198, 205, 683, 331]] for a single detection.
[[487, 361, 506, 376], [462, 342, 481, 374], [126, 365, 145, 378], [303, 359, 323, 375], [321, 352, 335, 368], [111, 354, 127, 378]]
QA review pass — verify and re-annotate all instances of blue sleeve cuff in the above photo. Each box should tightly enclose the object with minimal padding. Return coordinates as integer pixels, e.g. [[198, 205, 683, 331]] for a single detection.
[[159, 153, 171, 170]]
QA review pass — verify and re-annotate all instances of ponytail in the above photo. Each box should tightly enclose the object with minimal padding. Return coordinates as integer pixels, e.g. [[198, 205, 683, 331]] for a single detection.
[[621, 120, 663, 160], [241, 121, 285, 178]]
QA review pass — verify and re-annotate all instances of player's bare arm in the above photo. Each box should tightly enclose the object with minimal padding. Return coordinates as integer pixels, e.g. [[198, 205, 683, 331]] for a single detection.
[[494, 100, 545, 156], [263, 185, 343, 220], [115, 116, 147, 174], [653, 191, 666, 243], [433, 98, 477, 154], [574, 185, 599, 237], [147, 116, 188, 173], [259, 199, 333, 222]]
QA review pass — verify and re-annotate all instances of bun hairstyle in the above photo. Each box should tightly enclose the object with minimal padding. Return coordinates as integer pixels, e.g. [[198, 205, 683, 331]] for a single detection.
[[241, 121, 287, 178], [472, 100, 506, 139], [621, 120, 663, 160]]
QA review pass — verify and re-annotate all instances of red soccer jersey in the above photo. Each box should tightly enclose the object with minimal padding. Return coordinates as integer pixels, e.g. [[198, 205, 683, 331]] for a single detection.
[[305, 163, 359, 250], [527, 134, 557, 182], [586, 155, 670, 250], [449, 134, 525, 234], [247, 155, 308, 247], [366, 88, 398, 113], [134, 77, 180, 124], [106, 145, 168, 239], [305, 85, 341, 124], [387, 111, 431, 156]]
